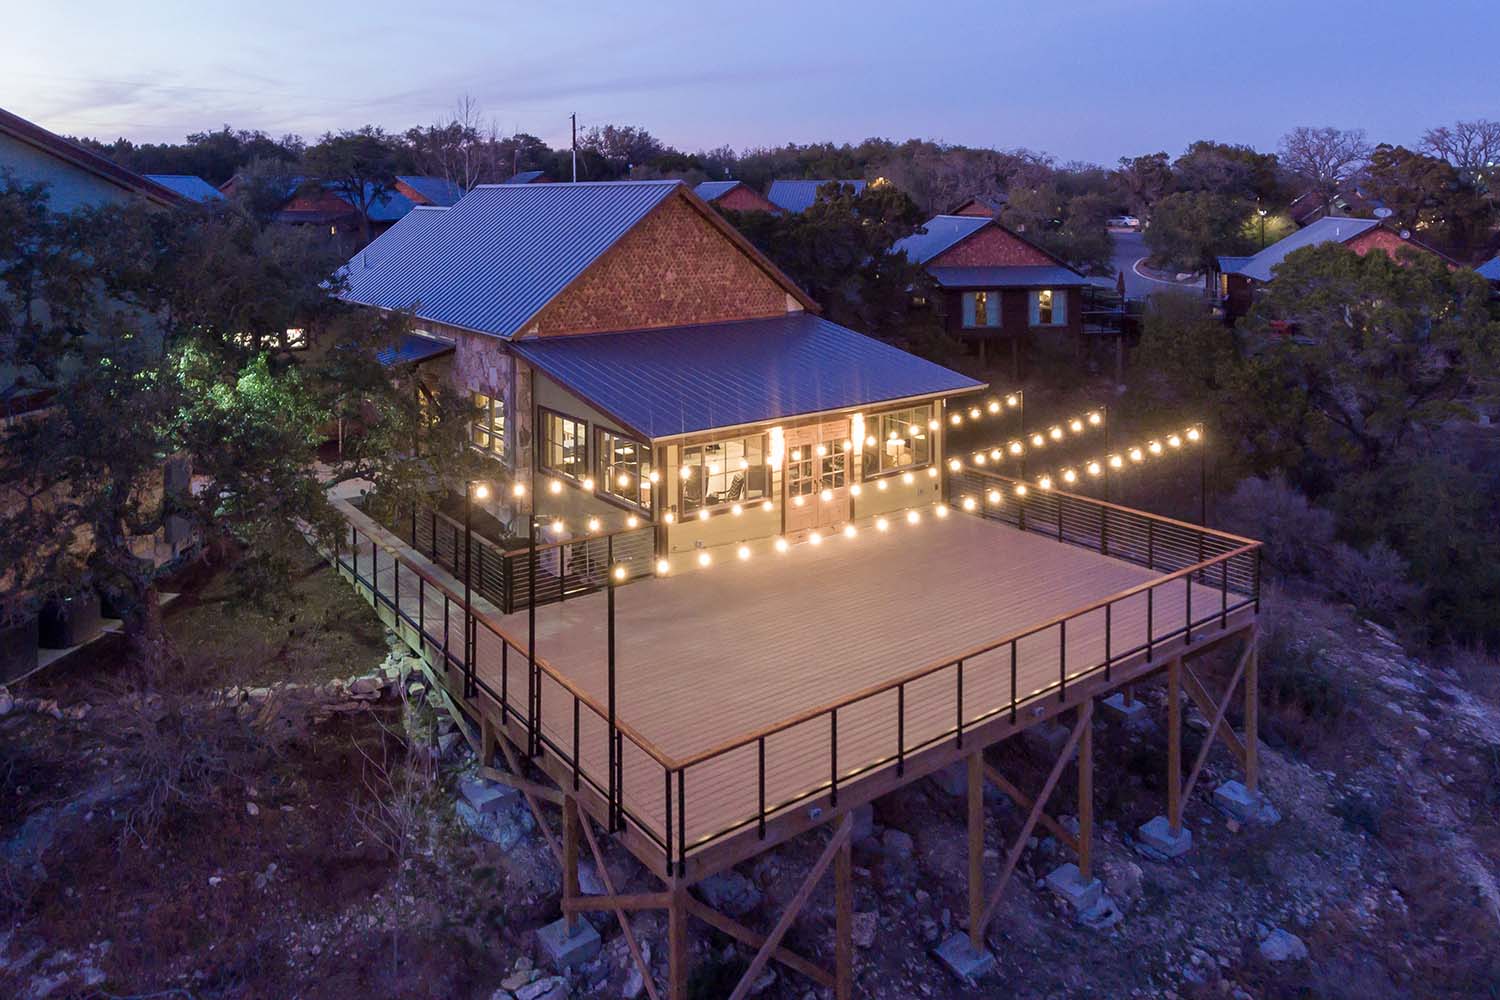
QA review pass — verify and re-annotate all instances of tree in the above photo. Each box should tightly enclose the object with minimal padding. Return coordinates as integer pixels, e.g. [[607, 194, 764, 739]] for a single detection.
[[0, 189, 458, 682], [1362, 144, 1488, 254], [1114, 152, 1173, 218], [1278, 126, 1372, 215], [1420, 119, 1500, 193], [404, 95, 486, 190], [1000, 183, 1113, 275], [1143, 191, 1254, 273], [305, 127, 402, 245], [1232, 243, 1499, 480], [578, 125, 670, 176], [1130, 291, 1240, 420], [1171, 141, 1285, 204]]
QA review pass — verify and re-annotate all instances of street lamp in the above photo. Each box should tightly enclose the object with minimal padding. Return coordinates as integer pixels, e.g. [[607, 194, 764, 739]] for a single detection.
[[1257, 206, 1268, 249], [463, 480, 489, 697]]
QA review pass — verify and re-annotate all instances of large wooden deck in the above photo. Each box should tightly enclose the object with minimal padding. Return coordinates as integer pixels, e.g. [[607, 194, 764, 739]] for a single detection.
[[340, 501, 1251, 870]]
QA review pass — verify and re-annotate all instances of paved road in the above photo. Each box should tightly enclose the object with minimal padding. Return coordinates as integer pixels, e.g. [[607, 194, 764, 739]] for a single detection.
[[1090, 230, 1203, 300]]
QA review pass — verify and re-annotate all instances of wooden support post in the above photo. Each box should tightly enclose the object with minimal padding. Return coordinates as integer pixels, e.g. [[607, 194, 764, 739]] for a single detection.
[[1180, 644, 1250, 810], [669, 887, 690, 1000], [1245, 628, 1260, 794], [480, 714, 495, 769], [1183, 663, 1247, 767], [562, 796, 580, 932], [1167, 656, 1182, 835], [1078, 700, 1094, 880], [498, 736, 563, 866], [835, 832, 853, 1000], [967, 751, 984, 949]]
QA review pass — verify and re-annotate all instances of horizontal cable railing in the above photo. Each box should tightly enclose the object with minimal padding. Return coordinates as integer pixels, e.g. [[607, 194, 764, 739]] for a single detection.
[[394, 499, 655, 614], [328, 500, 676, 860], [332, 478, 1260, 877]]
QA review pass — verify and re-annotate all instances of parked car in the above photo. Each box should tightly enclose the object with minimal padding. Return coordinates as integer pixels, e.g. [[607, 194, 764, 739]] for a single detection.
[[1107, 215, 1141, 229]]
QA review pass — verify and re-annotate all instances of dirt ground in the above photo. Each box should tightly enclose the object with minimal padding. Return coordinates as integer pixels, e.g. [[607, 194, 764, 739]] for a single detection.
[[3, 544, 1499, 999]]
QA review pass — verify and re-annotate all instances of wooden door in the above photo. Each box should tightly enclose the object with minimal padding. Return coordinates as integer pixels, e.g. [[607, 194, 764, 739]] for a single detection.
[[783, 420, 851, 536]]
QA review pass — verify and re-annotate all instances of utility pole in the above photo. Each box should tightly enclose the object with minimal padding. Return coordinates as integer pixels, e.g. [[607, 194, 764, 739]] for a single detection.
[[570, 113, 577, 183]]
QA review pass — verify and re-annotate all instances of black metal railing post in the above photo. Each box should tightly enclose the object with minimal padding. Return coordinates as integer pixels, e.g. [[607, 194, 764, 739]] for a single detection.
[[1058, 619, 1067, 702], [955, 659, 964, 748], [757, 737, 766, 840], [527, 514, 538, 758], [1009, 641, 1018, 723], [896, 683, 906, 776], [1184, 574, 1193, 644], [607, 534, 618, 832], [1104, 601, 1112, 681], [829, 709, 839, 806]]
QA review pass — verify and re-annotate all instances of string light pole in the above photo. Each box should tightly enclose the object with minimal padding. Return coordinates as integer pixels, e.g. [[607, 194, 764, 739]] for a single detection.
[[463, 480, 490, 698], [527, 512, 538, 758]]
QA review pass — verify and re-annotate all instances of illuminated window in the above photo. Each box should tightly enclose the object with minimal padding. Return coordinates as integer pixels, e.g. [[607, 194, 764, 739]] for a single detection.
[[681, 436, 766, 514], [285, 328, 308, 350], [1029, 289, 1067, 326], [597, 430, 651, 510], [961, 290, 1001, 328], [470, 392, 505, 458], [863, 404, 933, 478], [540, 409, 586, 480]]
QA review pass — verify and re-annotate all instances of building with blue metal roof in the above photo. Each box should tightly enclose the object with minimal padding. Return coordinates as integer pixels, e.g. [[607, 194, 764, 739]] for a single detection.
[[396, 175, 466, 207], [766, 179, 866, 214], [339, 178, 986, 558], [1478, 255, 1500, 284], [894, 214, 1089, 376], [142, 174, 223, 204], [694, 180, 780, 214]]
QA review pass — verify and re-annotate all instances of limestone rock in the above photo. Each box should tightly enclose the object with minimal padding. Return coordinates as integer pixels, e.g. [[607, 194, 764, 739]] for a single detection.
[[851, 911, 878, 948], [1258, 928, 1308, 962], [697, 869, 762, 917]]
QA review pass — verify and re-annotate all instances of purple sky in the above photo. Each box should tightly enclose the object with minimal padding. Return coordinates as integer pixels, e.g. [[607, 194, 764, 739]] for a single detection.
[[3, 0, 1493, 164]]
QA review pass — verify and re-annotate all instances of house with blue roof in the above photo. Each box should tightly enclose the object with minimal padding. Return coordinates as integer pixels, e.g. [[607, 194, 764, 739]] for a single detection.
[[1476, 254, 1500, 287], [766, 179, 866, 214], [893, 214, 1088, 375], [1209, 216, 1451, 321], [142, 174, 223, 204], [340, 179, 984, 560], [694, 179, 780, 214]]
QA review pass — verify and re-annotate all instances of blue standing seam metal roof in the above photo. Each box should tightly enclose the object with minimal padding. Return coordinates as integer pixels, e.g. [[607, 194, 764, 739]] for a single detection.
[[376, 332, 455, 366], [142, 174, 223, 203], [927, 266, 1091, 289], [766, 179, 866, 214], [397, 175, 466, 207], [1230, 216, 1381, 283], [508, 312, 984, 440], [339, 180, 685, 339], [1216, 255, 1253, 274], [507, 170, 545, 184], [694, 180, 743, 202], [1476, 255, 1500, 282], [892, 215, 993, 265]]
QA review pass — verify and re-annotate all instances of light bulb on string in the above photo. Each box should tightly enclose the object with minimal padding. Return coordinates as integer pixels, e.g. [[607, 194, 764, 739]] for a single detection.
[[1063, 468, 1077, 484], [1010, 441, 1024, 456], [626, 515, 639, 529], [987, 489, 1002, 504], [1087, 461, 1102, 477], [850, 483, 862, 496], [587, 517, 601, 533], [987, 400, 1001, 414], [877, 480, 889, 491], [906, 509, 920, 525], [1049, 426, 1063, 440], [737, 544, 751, 561], [843, 524, 857, 539], [731, 503, 743, 516], [774, 537, 789, 553], [761, 499, 773, 512], [1187, 427, 1201, 442], [902, 471, 915, 484], [697, 551, 711, 567], [655, 558, 670, 575], [809, 530, 823, 545], [697, 509, 710, 521], [962, 496, 977, 511], [1039, 475, 1053, 490], [876, 516, 890, 532], [1130, 448, 1144, 462], [1070, 419, 1083, 434], [1088, 412, 1103, 426], [1148, 440, 1162, 455], [934, 503, 950, 518]]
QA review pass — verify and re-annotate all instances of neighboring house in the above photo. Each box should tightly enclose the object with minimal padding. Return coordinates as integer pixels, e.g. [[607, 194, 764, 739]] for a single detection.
[[340, 180, 982, 558], [1210, 216, 1452, 322], [395, 174, 466, 207], [1288, 186, 1384, 228], [505, 170, 547, 184], [694, 179, 780, 214], [893, 214, 1089, 374], [949, 196, 1007, 218], [143, 174, 223, 204], [766, 178, 866, 214], [1477, 254, 1500, 288], [0, 106, 188, 212]]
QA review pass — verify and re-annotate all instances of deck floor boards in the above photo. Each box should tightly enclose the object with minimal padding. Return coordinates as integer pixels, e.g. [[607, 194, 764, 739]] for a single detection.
[[353, 512, 1228, 854]]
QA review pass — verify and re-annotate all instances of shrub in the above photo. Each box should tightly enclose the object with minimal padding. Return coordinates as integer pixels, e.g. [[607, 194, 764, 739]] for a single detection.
[[1219, 474, 1336, 579], [1328, 540, 1416, 619]]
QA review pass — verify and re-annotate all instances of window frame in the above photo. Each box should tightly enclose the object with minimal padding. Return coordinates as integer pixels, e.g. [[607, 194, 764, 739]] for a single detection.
[[679, 433, 767, 516], [960, 289, 1002, 329], [596, 428, 653, 512], [538, 406, 588, 483], [862, 403, 935, 480], [469, 390, 506, 460], [1030, 288, 1068, 327]]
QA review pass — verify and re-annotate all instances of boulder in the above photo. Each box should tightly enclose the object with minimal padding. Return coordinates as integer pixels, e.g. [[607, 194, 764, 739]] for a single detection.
[[851, 911, 878, 948], [697, 869, 762, 917], [1258, 928, 1308, 963], [881, 829, 914, 860]]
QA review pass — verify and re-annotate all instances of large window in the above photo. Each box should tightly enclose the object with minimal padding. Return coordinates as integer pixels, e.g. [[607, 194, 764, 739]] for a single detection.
[[597, 430, 652, 510], [540, 409, 587, 481], [1030, 289, 1067, 326], [681, 435, 766, 514], [863, 404, 934, 478], [961, 290, 1001, 328], [470, 391, 505, 458]]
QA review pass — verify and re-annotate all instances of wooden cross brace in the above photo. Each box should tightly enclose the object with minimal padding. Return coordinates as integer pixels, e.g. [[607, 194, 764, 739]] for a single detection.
[[1172, 637, 1252, 827], [976, 701, 1092, 938]]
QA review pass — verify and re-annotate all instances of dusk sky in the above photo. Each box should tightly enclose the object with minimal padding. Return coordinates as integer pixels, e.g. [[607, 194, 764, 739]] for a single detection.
[[4, 0, 1494, 164]]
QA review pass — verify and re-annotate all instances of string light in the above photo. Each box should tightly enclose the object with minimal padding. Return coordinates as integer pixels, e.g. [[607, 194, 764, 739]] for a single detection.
[[793, 495, 805, 507], [850, 483, 862, 496], [664, 511, 676, 524], [1187, 427, 1202, 442], [902, 471, 915, 484], [550, 519, 566, 534], [656, 558, 670, 575], [934, 503, 950, 518], [1038, 475, 1053, 490], [761, 499, 774, 512], [1049, 426, 1064, 440], [647, 470, 660, 484], [587, 517, 601, 533], [1006, 394, 1019, 407], [549, 480, 563, 495], [843, 524, 857, 539], [1063, 468, 1077, 484], [1148, 440, 1163, 455], [582, 477, 595, 491], [1014, 483, 1028, 496], [877, 480, 889, 491], [1031, 433, 1045, 447], [626, 515, 639, 528], [987, 489, 1001, 504], [962, 496, 977, 511], [809, 530, 823, 545], [1009, 441, 1024, 456], [1088, 411, 1103, 426], [680, 465, 693, 479], [1087, 461, 1102, 477], [906, 509, 920, 525], [950, 413, 962, 426], [927, 419, 940, 431], [1167, 434, 1182, 448], [737, 544, 751, 561], [511, 483, 526, 498], [731, 503, 743, 516], [876, 516, 890, 532], [927, 467, 938, 478], [774, 537, 790, 553], [1129, 448, 1144, 462], [987, 400, 1001, 414], [1069, 419, 1083, 433], [698, 509, 710, 521], [612, 564, 627, 581], [1109, 454, 1123, 469], [617, 473, 631, 488], [969, 406, 981, 419], [697, 551, 712, 567]]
